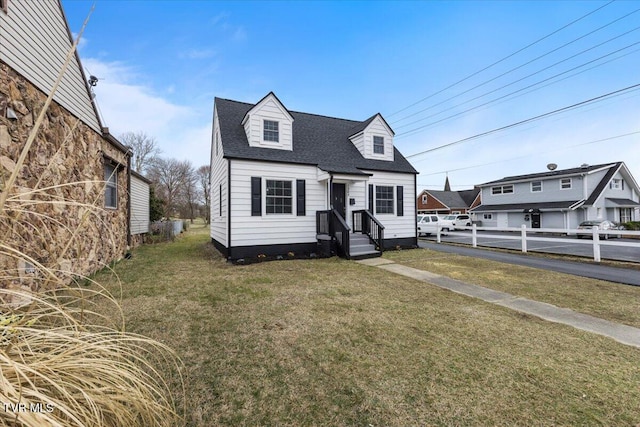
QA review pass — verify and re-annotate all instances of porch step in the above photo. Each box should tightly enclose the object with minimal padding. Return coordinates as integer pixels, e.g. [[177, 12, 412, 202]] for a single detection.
[[349, 233, 381, 260]]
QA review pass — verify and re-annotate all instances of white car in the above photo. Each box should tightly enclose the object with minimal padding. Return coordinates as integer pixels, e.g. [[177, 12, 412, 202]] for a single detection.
[[440, 214, 472, 231], [417, 214, 442, 236]]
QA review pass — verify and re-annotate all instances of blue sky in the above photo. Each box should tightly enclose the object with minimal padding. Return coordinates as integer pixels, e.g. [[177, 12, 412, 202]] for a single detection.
[[61, 0, 640, 192]]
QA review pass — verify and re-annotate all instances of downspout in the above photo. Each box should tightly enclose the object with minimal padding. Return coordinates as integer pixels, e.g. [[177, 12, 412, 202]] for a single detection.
[[227, 160, 232, 260], [126, 147, 132, 248]]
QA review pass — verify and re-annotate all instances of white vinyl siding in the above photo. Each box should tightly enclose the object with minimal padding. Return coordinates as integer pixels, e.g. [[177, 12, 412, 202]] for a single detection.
[[365, 170, 416, 239], [230, 160, 324, 247], [243, 95, 293, 151], [0, 1, 101, 132], [130, 175, 150, 235], [351, 115, 394, 161], [210, 107, 228, 246]]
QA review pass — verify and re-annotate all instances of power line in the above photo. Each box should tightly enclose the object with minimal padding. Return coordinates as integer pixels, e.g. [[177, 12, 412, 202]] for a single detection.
[[396, 39, 640, 137], [387, 0, 615, 119], [405, 83, 640, 159], [415, 131, 640, 177], [393, 13, 640, 128]]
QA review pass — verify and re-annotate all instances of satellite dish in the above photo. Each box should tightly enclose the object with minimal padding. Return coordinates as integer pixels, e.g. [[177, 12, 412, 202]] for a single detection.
[[547, 163, 557, 171]]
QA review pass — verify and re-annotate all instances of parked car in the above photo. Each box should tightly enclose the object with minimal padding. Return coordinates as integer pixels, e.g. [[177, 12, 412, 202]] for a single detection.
[[440, 214, 472, 231], [417, 214, 442, 236], [576, 220, 621, 239]]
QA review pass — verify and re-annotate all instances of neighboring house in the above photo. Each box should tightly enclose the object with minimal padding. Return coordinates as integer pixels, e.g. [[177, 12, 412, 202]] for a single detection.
[[417, 188, 481, 215], [0, 0, 137, 285], [210, 92, 418, 261], [470, 162, 640, 229], [130, 171, 151, 243]]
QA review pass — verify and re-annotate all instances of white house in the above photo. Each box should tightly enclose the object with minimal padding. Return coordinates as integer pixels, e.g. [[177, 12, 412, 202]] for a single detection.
[[209, 92, 418, 261], [471, 162, 640, 229]]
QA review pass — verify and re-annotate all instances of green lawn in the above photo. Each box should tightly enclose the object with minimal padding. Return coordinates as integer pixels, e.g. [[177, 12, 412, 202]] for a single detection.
[[94, 224, 640, 426]]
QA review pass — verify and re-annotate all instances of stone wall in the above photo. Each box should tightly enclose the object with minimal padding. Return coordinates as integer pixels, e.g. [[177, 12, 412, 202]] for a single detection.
[[0, 60, 130, 291]]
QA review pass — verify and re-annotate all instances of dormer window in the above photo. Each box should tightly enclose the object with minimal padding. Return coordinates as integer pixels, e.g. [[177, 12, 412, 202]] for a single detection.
[[373, 136, 384, 154], [263, 120, 279, 142]]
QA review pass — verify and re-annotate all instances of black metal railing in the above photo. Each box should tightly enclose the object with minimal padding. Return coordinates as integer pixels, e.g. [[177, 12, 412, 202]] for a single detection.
[[316, 209, 351, 258], [352, 209, 384, 251], [316, 210, 331, 236]]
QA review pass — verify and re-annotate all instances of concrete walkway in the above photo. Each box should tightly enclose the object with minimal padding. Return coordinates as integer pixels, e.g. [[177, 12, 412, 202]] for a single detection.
[[357, 258, 640, 348]]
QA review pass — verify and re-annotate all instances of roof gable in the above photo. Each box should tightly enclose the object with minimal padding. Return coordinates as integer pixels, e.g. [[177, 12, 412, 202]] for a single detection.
[[214, 96, 417, 175], [241, 91, 294, 126]]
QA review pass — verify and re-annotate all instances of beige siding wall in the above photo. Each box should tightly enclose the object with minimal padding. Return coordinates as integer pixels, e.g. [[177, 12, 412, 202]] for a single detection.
[[0, 0, 100, 132], [130, 175, 149, 235], [230, 160, 325, 247]]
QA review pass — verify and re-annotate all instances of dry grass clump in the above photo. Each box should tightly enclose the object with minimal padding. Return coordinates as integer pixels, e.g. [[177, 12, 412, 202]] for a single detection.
[[0, 286, 182, 427]]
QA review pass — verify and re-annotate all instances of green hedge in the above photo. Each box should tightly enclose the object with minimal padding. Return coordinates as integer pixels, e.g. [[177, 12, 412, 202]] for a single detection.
[[622, 221, 640, 230]]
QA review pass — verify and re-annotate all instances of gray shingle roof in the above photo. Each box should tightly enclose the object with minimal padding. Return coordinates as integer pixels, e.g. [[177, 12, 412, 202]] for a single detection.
[[480, 162, 621, 186], [215, 97, 417, 175], [427, 190, 468, 209]]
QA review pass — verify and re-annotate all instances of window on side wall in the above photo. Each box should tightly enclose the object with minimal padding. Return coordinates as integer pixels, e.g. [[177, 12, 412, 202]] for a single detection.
[[620, 208, 632, 223], [531, 181, 542, 192], [263, 120, 279, 142], [104, 163, 118, 209], [375, 185, 394, 214], [611, 179, 623, 190], [373, 136, 384, 154], [266, 180, 292, 214], [491, 184, 514, 195], [483, 213, 493, 220], [422, 194, 427, 203], [560, 178, 572, 190]]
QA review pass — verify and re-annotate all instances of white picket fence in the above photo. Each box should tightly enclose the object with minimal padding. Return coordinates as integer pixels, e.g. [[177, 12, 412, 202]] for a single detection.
[[434, 225, 640, 262]]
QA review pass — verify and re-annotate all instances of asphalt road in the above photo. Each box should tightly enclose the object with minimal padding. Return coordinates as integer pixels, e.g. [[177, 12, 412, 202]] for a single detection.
[[418, 240, 640, 287], [421, 231, 640, 263]]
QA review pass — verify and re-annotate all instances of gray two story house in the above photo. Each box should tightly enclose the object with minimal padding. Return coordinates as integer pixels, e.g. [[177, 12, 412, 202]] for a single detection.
[[471, 162, 639, 229]]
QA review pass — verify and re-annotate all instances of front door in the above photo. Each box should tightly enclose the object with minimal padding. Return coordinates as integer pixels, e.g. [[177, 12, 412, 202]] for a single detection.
[[332, 183, 346, 219], [531, 212, 541, 228]]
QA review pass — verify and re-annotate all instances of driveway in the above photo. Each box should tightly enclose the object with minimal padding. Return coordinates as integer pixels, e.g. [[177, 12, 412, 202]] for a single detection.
[[418, 241, 640, 286]]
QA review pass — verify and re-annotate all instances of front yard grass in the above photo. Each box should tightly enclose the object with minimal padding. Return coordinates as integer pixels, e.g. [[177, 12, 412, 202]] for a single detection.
[[94, 225, 640, 426], [384, 248, 640, 329]]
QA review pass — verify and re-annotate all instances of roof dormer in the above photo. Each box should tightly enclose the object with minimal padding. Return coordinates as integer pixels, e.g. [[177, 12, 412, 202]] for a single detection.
[[349, 113, 395, 162], [241, 92, 294, 151]]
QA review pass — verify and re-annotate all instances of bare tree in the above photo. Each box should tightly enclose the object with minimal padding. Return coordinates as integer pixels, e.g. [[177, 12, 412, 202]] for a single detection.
[[147, 157, 190, 217], [181, 163, 198, 223], [120, 131, 161, 174], [196, 165, 211, 223]]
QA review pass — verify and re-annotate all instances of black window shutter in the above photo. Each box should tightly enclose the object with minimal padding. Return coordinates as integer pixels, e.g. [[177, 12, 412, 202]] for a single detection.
[[368, 184, 374, 212], [397, 186, 404, 216], [296, 179, 305, 216], [251, 177, 261, 216]]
